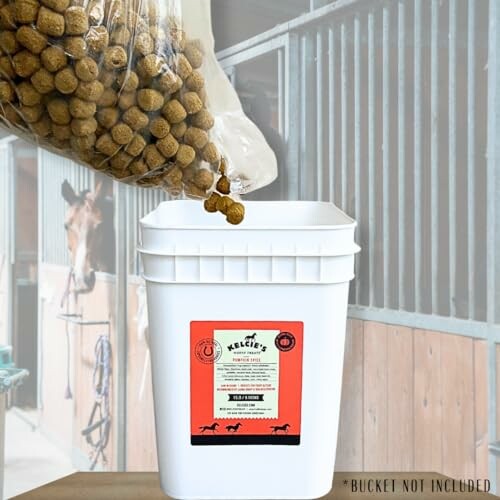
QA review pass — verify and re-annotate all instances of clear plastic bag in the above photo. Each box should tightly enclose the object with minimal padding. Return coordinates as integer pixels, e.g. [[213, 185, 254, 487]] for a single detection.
[[0, 0, 277, 222]]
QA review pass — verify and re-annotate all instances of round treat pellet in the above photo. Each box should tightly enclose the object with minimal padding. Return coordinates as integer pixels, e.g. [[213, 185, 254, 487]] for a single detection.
[[96, 106, 119, 129], [122, 105, 148, 131], [185, 70, 204, 92], [70, 133, 96, 151], [184, 126, 208, 150], [95, 132, 120, 156], [40, 0, 68, 13], [36, 6, 65, 37], [97, 88, 117, 107], [103, 45, 127, 70], [184, 43, 203, 69], [1, 104, 24, 128], [0, 56, 16, 79], [174, 54, 192, 80], [191, 108, 214, 130], [16, 26, 47, 55], [216, 175, 231, 195], [55, 67, 78, 94], [47, 97, 71, 124], [137, 89, 163, 112], [157, 71, 182, 94], [64, 6, 87, 35], [176, 144, 195, 167], [162, 99, 186, 124], [110, 25, 130, 46], [75, 79, 103, 101], [181, 92, 203, 115], [111, 122, 133, 145], [87, 0, 103, 24], [226, 202, 245, 225], [170, 121, 187, 140], [118, 91, 136, 110], [134, 32, 153, 56], [13, 50, 41, 78], [0, 31, 20, 55], [0, 81, 14, 103], [216, 195, 234, 216], [129, 158, 147, 175], [17, 82, 42, 106], [99, 70, 115, 88], [40, 45, 66, 72], [203, 142, 220, 164], [71, 117, 97, 136], [156, 133, 178, 158], [143, 144, 165, 170], [204, 192, 221, 213], [64, 36, 87, 59], [137, 54, 164, 79], [14, 0, 40, 24], [109, 150, 132, 170], [86, 25, 109, 53], [75, 56, 98, 82], [0, 4, 16, 29], [164, 166, 183, 190], [89, 154, 108, 170], [30, 113, 52, 137], [31, 67, 55, 94], [69, 96, 96, 118], [51, 122, 71, 140], [125, 134, 146, 156], [116, 70, 138, 92], [149, 116, 170, 139]]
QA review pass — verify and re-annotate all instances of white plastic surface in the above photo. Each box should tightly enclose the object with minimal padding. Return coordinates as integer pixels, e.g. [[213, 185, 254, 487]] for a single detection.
[[139, 201, 359, 499]]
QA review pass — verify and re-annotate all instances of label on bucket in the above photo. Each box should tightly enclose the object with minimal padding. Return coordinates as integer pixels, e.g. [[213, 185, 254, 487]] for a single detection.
[[191, 321, 303, 446]]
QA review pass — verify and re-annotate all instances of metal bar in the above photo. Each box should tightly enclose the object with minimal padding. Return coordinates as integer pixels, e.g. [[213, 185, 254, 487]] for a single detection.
[[300, 34, 307, 200], [368, 10, 375, 307], [467, 1, 476, 320], [382, 6, 390, 307], [348, 306, 500, 342], [354, 14, 361, 304], [278, 48, 285, 138], [316, 30, 324, 200], [340, 22, 347, 208], [430, 0, 439, 314], [449, 0, 457, 317], [398, 1, 406, 310], [328, 26, 336, 203]]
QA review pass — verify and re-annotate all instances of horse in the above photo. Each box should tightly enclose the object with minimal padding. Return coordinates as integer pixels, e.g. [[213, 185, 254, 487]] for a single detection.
[[225, 423, 242, 433], [270, 423, 290, 434], [200, 423, 219, 434], [61, 179, 115, 294], [245, 333, 257, 341]]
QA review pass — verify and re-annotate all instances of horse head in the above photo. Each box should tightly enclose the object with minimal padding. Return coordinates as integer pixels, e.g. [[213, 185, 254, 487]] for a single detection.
[[61, 179, 115, 293]]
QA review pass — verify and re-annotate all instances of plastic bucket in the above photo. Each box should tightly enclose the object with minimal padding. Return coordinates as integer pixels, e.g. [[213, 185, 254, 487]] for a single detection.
[[139, 201, 359, 500]]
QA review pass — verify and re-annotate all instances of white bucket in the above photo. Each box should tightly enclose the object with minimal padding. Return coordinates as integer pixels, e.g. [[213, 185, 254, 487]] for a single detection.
[[139, 201, 359, 500]]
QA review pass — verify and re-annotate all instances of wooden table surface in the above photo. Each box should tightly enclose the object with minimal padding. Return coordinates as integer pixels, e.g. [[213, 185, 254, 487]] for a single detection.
[[12, 472, 497, 499]]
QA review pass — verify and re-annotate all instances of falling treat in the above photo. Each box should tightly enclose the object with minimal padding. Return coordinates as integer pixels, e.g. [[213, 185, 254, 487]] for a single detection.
[[16, 26, 47, 55], [54, 67, 78, 94], [226, 202, 245, 225], [69, 96, 96, 118], [47, 97, 71, 124], [216, 175, 231, 195], [13, 50, 41, 78], [31, 67, 55, 94], [75, 56, 99, 82], [40, 45, 67, 72], [36, 6, 65, 37], [64, 36, 87, 59], [203, 192, 220, 213], [137, 89, 163, 112], [216, 195, 234, 216]]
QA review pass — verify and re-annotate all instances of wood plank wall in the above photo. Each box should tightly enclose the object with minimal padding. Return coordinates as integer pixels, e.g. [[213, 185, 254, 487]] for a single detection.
[[335, 320, 489, 479]]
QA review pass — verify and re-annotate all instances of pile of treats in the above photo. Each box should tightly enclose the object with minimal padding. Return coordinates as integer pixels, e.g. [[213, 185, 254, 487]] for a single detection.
[[0, 0, 245, 224]]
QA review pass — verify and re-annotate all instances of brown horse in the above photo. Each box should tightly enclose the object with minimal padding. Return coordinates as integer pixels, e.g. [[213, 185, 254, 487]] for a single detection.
[[61, 179, 115, 293]]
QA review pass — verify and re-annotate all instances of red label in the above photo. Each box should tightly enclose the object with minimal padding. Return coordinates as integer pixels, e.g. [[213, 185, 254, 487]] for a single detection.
[[190, 321, 303, 446]]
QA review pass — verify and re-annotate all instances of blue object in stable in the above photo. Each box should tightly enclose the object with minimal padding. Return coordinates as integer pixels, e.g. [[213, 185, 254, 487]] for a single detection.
[[0, 368, 29, 393], [0, 346, 14, 369]]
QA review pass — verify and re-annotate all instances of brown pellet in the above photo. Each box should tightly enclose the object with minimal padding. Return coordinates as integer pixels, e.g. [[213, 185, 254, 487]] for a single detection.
[[40, 45, 66, 72], [125, 134, 146, 156], [69, 96, 96, 118], [191, 108, 214, 130], [64, 36, 87, 59], [137, 89, 163, 112], [36, 6, 65, 37], [75, 79, 103, 102], [116, 70, 138, 93], [0, 31, 20, 55], [110, 25, 130, 46], [31, 67, 55, 94], [162, 99, 186, 124], [181, 91, 203, 115], [185, 71, 204, 92], [0, 4, 16, 30], [203, 142, 220, 164], [95, 132, 120, 156], [156, 133, 178, 158], [143, 144, 165, 170], [0, 81, 15, 103], [16, 26, 47, 54], [97, 87, 117, 107], [17, 81, 42, 106], [70, 132, 96, 151], [0, 56, 16, 79], [184, 126, 208, 150], [86, 25, 109, 53], [103, 45, 127, 70], [47, 98, 71, 124], [109, 151, 132, 170], [54, 67, 78, 94], [122, 105, 148, 131], [129, 158, 148, 175], [111, 122, 133, 145], [13, 50, 41, 78], [175, 144, 196, 167], [157, 71, 182, 94], [30, 113, 51, 137], [149, 116, 170, 139], [118, 91, 136, 110], [71, 116, 97, 136], [75, 56, 98, 82], [40, 0, 69, 13], [170, 121, 187, 140], [96, 106, 119, 129], [134, 32, 153, 56], [14, 0, 40, 24], [51, 122, 71, 140]]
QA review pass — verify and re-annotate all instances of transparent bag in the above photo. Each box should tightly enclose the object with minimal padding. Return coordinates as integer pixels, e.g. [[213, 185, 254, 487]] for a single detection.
[[0, 0, 277, 222]]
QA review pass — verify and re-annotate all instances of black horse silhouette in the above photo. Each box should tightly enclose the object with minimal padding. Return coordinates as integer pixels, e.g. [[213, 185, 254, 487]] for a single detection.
[[226, 423, 243, 433], [245, 333, 257, 341], [200, 423, 219, 434], [270, 423, 290, 434]]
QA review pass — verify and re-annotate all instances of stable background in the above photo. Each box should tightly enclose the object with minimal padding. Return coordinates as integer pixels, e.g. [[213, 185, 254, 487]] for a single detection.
[[1, 0, 499, 497]]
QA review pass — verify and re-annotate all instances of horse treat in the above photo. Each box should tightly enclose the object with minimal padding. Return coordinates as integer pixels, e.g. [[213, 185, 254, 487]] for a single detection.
[[0, 0, 280, 224]]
